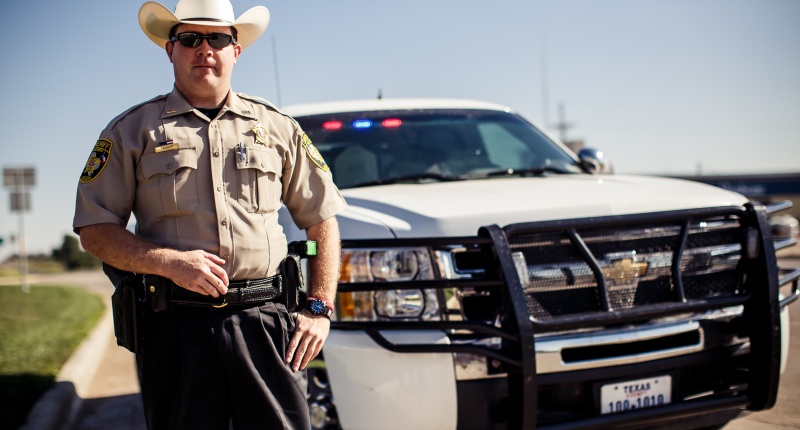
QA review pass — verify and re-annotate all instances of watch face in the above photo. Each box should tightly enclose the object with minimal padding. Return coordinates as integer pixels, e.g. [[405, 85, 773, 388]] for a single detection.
[[309, 300, 328, 315]]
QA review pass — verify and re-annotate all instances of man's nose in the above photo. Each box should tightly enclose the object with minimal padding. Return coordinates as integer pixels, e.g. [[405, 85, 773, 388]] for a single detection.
[[196, 39, 213, 55]]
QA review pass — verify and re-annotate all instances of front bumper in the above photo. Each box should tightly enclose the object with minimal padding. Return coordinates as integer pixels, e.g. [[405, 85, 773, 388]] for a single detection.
[[324, 203, 794, 429]]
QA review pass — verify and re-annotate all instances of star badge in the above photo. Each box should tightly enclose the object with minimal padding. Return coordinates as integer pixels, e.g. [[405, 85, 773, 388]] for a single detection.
[[251, 123, 268, 145]]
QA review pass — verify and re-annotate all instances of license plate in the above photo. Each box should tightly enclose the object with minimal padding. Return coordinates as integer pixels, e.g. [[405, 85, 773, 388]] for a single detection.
[[600, 375, 672, 414]]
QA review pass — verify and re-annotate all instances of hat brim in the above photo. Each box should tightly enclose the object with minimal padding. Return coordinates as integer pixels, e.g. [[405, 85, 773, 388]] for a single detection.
[[138, 2, 269, 49]]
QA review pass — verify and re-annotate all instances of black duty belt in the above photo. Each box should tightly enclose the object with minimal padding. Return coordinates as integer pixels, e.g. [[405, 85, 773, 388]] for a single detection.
[[143, 274, 283, 309]]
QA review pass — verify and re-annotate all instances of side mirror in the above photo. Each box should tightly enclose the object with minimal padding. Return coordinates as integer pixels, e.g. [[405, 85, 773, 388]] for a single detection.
[[578, 148, 613, 174]]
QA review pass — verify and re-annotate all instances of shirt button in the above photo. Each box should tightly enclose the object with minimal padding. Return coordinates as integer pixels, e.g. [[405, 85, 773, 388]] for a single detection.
[[213, 151, 220, 157], [223, 255, 229, 260], [217, 186, 222, 192], [221, 219, 228, 226], [166, 162, 173, 169]]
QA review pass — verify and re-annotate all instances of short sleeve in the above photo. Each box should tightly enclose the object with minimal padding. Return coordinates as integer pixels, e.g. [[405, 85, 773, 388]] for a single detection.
[[280, 124, 347, 230], [73, 125, 136, 232]]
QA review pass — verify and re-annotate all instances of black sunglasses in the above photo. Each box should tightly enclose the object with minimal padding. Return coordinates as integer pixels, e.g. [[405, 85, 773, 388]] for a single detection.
[[170, 32, 236, 49]]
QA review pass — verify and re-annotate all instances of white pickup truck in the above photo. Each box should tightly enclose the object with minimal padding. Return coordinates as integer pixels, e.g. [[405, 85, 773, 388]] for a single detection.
[[279, 99, 799, 430]]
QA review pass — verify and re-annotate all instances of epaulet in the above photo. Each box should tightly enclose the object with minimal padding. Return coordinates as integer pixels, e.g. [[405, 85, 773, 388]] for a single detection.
[[107, 94, 169, 130], [237, 92, 300, 126]]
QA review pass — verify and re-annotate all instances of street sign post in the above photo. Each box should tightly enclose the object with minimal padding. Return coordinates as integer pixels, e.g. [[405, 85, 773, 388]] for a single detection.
[[10, 192, 31, 212], [3, 167, 35, 187], [3, 167, 35, 293]]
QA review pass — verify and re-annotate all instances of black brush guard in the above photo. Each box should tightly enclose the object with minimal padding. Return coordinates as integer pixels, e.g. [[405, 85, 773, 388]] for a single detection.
[[331, 202, 790, 429]]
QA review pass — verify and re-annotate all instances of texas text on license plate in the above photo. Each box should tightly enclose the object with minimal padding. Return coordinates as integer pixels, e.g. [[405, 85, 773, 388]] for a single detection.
[[600, 375, 672, 414]]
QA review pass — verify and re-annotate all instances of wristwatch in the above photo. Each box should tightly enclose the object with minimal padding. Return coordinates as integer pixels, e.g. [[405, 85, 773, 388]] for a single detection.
[[306, 297, 334, 319]]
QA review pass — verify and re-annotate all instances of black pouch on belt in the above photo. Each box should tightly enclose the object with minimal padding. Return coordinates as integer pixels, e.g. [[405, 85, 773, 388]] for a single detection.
[[105, 263, 143, 353], [143, 275, 171, 312], [281, 254, 303, 311]]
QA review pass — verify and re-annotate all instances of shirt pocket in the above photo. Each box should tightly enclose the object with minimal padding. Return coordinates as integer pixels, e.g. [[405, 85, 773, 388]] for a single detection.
[[140, 147, 199, 217], [235, 146, 282, 214]]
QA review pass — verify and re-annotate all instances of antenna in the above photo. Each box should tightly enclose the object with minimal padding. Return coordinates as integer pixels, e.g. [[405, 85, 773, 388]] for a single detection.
[[271, 35, 283, 107], [377, 88, 383, 100]]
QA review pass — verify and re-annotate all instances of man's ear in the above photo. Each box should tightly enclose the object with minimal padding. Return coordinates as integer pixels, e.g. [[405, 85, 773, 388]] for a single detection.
[[233, 44, 242, 62], [166, 42, 174, 63]]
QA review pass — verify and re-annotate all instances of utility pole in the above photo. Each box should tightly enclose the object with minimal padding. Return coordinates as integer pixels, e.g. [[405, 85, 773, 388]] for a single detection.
[[3, 167, 35, 293], [555, 102, 574, 143], [540, 40, 550, 129], [271, 35, 283, 107]]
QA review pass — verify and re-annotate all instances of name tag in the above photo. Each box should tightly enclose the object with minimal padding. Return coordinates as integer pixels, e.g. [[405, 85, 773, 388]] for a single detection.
[[155, 143, 180, 153]]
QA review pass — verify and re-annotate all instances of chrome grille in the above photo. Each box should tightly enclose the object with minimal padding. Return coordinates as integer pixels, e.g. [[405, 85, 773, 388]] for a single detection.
[[509, 216, 746, 321]]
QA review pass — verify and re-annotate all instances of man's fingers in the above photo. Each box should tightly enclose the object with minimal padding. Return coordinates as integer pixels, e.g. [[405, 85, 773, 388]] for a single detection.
[[207, 264, 229, 292], [291, 337, 312, 372], [286, 331, 301, 365], [300, 341, 322, 371], [187, 278, 218, 297], [203, 278, 221, 297], [203, 252, 226, 266]]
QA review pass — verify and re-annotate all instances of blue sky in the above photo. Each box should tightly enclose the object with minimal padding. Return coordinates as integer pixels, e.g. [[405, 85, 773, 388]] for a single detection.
[[0, 0, 798, 258]]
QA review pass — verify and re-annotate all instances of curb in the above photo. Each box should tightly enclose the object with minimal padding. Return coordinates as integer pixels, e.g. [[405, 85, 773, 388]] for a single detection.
[[19, 296, 113, 430]]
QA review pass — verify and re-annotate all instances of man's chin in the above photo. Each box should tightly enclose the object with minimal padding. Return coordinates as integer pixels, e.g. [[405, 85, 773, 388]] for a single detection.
[[188, 75, 222, 87]]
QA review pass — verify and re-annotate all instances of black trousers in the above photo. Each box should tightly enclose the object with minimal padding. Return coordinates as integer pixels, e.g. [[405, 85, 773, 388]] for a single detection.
[[136, 302, 310, 430]]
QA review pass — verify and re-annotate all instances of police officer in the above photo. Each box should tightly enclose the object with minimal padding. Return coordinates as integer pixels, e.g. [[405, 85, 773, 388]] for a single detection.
[[72, 0, 346, 428]]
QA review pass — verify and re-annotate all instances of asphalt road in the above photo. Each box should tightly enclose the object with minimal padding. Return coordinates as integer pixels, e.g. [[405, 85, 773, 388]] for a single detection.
[[722, 250, 800, 429]]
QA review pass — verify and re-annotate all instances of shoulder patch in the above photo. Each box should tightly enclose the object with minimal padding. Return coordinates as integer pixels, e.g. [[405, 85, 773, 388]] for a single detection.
[[80, 139, 113, 183], [301, 134, 329, 172]]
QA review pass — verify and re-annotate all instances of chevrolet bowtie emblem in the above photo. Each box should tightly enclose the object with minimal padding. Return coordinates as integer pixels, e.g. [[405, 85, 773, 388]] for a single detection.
[[602, 258, 649, 285]]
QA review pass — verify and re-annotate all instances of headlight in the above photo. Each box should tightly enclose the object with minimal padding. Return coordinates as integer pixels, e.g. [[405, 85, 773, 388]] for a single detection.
[[371, 250, 419, 281], [337, 247, 441, 321]]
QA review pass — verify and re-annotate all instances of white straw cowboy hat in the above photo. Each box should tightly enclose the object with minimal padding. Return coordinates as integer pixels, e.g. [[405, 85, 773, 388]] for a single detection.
[[139, 0, 270, 48]]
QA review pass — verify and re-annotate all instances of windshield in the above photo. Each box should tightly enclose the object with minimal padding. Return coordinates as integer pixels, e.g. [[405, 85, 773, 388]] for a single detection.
[[295, 109, 583, 189]]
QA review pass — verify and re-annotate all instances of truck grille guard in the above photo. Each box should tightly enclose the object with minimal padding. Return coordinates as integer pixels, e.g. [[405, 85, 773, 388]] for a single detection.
[[332, 202, 794, 428]]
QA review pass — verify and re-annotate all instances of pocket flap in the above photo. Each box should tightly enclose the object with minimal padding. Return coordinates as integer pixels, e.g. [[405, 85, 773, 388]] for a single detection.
[[237, 147, 283, 173], [141, 147, 198, 178]]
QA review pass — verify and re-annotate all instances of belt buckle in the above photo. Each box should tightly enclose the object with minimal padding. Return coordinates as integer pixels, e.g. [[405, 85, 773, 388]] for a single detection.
[[212, 296, 228, 308]]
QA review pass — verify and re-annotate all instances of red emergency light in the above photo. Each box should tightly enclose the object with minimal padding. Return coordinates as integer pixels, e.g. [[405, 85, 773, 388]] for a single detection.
[[322, 121, 343, 130]]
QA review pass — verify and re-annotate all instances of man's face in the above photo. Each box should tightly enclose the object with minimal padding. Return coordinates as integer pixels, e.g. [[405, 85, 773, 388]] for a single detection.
[[166, 24, 242, 103]]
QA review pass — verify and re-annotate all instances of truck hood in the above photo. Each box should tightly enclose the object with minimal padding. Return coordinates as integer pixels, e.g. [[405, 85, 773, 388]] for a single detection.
[[337, 174, 749, 238]]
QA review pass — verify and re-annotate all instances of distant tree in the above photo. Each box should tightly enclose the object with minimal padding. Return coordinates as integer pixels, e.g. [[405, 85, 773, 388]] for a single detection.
[[52, 235, 101, 270]]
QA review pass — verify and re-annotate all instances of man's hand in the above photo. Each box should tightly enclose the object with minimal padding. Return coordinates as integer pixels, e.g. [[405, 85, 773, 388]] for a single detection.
[[285, 311, 331, 372], [166, 250, 229, 297]]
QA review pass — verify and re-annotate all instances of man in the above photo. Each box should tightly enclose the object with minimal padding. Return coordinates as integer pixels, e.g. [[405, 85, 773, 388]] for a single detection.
[[73, 0, 347, 428]]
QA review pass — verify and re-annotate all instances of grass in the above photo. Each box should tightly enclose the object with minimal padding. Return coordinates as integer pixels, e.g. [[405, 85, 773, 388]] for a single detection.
[[0, 284, 105, 429], [0, 257, 66, 276]]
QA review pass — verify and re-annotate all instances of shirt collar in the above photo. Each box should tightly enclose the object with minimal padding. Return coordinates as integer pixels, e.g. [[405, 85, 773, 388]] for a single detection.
[[162, 87, 194, 118], [224, 92, 258, 120], [161, 87, 259, 121]]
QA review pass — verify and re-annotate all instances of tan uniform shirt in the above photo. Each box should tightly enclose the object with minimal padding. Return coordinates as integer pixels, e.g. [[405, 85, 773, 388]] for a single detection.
[[73, 88, 347, 279]]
